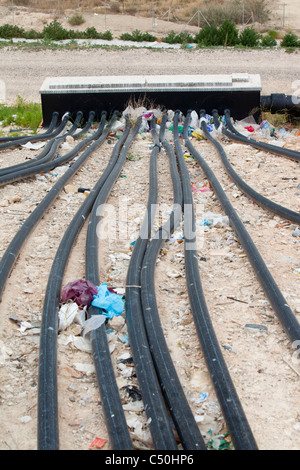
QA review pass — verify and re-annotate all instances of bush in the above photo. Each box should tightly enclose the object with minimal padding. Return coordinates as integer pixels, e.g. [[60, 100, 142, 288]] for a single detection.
[[261, 35, 277, 47], [218, 20, 239, 46], [163, 30, 195, 44], [268, 30, 278, 39], [68, 13, 85, 27], [195, 25, 221, 46], [120, 29, 156, 42], [239, 27, 260, 47], [0, 24, 26, 39], [42, 20, 69, 41], [281, 32, 300, 48]]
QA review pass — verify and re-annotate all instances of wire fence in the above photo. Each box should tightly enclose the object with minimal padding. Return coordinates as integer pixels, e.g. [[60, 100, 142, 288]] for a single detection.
[[4, 0, 277, 30]]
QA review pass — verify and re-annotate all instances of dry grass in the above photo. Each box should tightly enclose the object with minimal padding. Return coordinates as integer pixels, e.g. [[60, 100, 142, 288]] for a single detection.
[[5, 0, 270, 26]]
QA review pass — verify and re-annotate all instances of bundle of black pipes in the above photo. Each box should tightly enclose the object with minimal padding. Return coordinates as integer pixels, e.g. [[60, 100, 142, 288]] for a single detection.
[[0, 96, 299, 450]]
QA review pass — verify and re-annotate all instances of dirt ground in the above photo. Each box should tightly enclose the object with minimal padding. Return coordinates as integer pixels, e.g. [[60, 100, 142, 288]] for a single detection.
[[0, 6, 299, 453]]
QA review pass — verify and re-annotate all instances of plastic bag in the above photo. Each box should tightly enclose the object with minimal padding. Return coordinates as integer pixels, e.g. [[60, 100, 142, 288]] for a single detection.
[[61, 279, 98, 308], [91, 282, 125, 319]]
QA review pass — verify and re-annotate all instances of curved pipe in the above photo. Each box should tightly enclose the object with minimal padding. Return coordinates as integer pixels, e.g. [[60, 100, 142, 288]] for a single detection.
[[0, 111, 59, 144], [0, 111, 95, 178], [183, 109, 300, 346], [0, 112, 98, 187], [85, 117, 144, 450], [38, 111, 119, 450], [175, 110, 258, 450], [124, 117, 179, 450], [207, 110, 300, 224], [222, 109, 300, 162], [0, 112, 108, 302], [139, 116, 206, 450], [0, 111, 72, 152]]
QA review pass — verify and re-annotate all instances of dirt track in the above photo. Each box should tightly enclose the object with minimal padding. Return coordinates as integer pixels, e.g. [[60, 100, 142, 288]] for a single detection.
[[0, 47, 300, 105]]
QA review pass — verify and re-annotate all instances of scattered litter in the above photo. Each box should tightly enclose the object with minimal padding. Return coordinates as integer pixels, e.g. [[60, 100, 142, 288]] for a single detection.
[[89, 437, 108, 450], [91, 282, 125, 318], [192, 181, 211, 193], [127, 386, 142, 402], [21, 141, 46, 150], [207, 431, 232, 451], [58, 302, 85, 332], [9, 314, 37, 334], [192, 128, 204, 141], [197, 211, 229, 228], [61, 279, 98, 308], [292, 227, 300, 237], [190, 392, 209, 404], [81, 314, 107, 338], [258, 120, 276, 137], [244, 324, 268, 331], [18, 415, 33, 424]]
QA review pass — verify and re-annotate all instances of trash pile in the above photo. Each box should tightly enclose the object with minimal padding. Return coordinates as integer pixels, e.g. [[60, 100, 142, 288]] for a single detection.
[[57, 279, 126, 352]]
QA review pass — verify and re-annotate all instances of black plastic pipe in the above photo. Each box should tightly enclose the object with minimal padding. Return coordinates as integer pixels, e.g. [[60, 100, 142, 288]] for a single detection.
[[0, 112, 108, 302], [85, 117, 144, 450], [208, 111, 300, 224], [0, 111, 59, 144], [38, 111, 119, 450], [174, 110, 258, 450], [0, 111, 95, 178], [0, 111, 75, 152], [185, 109, 300, 346], [0, 112, 100, 187], [125, 117, 178, 450], [222, 109, 300, 162], [139, 116, 207, 450]]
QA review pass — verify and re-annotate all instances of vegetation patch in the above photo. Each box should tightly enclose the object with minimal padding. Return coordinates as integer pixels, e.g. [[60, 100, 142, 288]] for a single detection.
[[0, 96, 42, 132]]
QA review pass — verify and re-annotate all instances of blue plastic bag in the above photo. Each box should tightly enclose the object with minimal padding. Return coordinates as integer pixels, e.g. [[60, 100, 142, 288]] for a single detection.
[[91, 282, 124, 319]]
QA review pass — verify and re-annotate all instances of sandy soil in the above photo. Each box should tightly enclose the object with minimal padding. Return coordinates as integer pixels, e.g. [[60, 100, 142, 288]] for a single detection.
[[0, 5, 299, 453]]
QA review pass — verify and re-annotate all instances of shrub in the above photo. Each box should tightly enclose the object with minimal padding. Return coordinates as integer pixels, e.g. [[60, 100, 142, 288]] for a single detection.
[[163, 30, 195, 44], [100, 30, 113, 40], [68, 13, 85, 27], [239, 27, 260, 47], [281, 32, 300, 48], [0, 24, 26, 39], [120, 29, 156, 42], [42, 20, 69, 41], [218, 20, 239, 46], [261, 35, 277, 47], [268, 30, 278, 39]]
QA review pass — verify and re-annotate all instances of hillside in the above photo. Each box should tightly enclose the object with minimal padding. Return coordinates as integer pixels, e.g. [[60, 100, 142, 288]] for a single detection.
[[0, 0, 299, 34]]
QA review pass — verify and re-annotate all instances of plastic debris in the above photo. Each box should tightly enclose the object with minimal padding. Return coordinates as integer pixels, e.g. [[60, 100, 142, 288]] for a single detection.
[[81, 314, 107, 338], [192, 181, 211, 193], [192, 128, 204, 141], [89, 437, 108, 450], [258, 120, 276, 137], [292, 227, 300, 237], [58, 302, 85, 332], [21, 141, 46, 150], [91, 282, 125, 318], [198, 211, 229, 228], [61, 279, 98, 308], [207, 431, 232, 451]]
